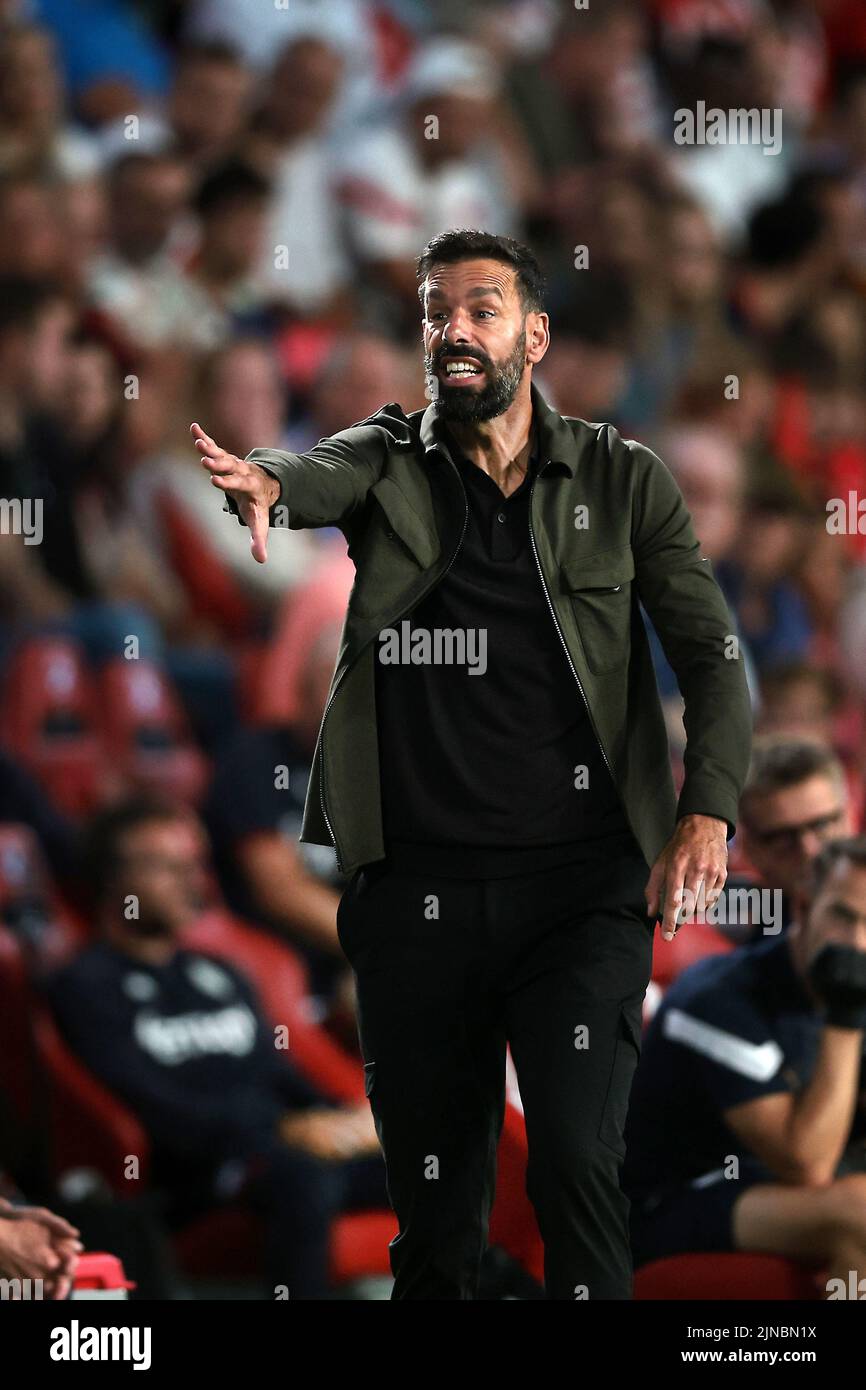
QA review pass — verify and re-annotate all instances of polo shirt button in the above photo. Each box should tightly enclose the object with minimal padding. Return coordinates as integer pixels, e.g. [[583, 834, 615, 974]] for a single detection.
[[496, 512, 506, 524]]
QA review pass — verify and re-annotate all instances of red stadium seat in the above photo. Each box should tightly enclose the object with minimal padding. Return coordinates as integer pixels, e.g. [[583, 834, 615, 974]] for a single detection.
[[0, 823, 84, 972], [0, 638, 108, 817], [182, 908, 365, 1103], [97, 658, 210, 806], [72, 1251, 136, 1296], [634, 1252, 823, 1300], [32, 1005, 152, 1190], [173, 1205, 397, 1285]]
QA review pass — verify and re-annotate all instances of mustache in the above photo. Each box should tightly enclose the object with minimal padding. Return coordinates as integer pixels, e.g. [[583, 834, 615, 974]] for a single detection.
[[433, 349, 490, 368]]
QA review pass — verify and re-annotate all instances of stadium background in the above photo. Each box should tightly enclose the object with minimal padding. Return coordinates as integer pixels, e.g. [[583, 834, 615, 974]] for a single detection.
[[0, 0, 865, 1299]]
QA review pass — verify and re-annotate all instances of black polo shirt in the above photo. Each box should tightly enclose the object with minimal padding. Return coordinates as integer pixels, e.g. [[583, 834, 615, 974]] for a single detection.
[[374, 432, 634, 877]]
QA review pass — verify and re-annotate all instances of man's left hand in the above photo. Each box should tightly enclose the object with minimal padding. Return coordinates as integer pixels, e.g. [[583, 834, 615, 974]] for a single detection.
[[645, 814, 728, 941]]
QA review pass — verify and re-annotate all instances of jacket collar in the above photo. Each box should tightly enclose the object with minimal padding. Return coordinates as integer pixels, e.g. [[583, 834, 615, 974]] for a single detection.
[[419, 379, 576, 476]]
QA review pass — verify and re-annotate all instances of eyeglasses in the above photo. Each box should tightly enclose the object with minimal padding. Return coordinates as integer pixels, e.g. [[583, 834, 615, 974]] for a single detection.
[[751, 809, 846, 852]]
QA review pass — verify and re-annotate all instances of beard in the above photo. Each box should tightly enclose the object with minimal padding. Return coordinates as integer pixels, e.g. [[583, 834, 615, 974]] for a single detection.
[[424, 330, 527, 424]]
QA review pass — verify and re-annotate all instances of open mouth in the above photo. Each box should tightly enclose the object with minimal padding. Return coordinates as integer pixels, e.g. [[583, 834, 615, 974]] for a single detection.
[[439, 359, 485, 381]]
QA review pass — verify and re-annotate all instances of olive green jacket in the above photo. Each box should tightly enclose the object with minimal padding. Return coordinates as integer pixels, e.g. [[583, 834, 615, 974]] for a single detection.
[[227, 381, 752, 874]]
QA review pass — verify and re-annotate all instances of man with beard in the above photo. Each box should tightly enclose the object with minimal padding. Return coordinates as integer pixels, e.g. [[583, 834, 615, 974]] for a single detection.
[[46, 798, 385, 1299], [192, 229, 752, 1299]]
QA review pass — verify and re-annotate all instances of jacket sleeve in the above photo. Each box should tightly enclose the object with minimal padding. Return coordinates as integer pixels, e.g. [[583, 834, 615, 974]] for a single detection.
[[627, 439, 753, 837], [222, 422, 390, 532]]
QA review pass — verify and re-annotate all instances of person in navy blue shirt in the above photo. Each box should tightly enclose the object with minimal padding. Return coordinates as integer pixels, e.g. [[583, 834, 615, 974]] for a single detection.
[[625, 836, 866, 1288], [47, 797, 386, 1299]]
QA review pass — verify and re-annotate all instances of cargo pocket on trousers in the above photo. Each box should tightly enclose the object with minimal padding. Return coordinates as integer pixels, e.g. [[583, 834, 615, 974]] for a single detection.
[[597, 1008, 641, 1159]]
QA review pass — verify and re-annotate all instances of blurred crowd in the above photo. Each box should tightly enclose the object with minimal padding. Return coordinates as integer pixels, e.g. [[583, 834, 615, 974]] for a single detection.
[[1, 0, 866, 1298]]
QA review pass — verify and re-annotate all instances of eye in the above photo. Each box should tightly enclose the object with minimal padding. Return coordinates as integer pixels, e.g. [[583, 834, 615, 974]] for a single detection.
[[476, 310, 495, 318]]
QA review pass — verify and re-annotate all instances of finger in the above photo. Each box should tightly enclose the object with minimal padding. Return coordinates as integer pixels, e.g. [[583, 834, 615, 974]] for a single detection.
[[190, 422, 219, 456], [661, 857, 687, 940], [705, 869, 726, 911], [248, 502, 269, 565], [36, 1212, 81, 1240], [645, 859, 664, 917], [192, 436, 223, 462], [50, 1274, 73, 1301], [682, 871, 705, 922]]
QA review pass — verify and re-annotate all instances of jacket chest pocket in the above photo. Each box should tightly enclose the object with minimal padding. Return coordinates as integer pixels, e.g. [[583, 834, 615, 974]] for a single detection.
[[349, 477, 439, 620], [560, 545, 635, 674]]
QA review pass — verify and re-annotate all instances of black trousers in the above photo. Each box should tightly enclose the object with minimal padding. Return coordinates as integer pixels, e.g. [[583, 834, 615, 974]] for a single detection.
[[336, 842, 654, 1300]]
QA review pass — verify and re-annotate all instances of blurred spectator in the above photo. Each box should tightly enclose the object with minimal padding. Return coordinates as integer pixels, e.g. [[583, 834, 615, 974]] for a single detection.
[[183, 158, 275, 336], [86, 152, 220, 353], [241, 36, 351, 319], [185, 0, 386, 136], [162, 40, 252, 174], [47, 797, 387, 1299], [135, 338, 319, 621], [289, 330, 423, 451], [0, 23, 99, 180], [644, 424, 760, 736], [738, 735, 854, 923], [31, 0, 170, 127], [206, 554, 354, 1002], [625, 837, 866, 1278], [0, 277, 77, 628], [334, 37, 527, 336]]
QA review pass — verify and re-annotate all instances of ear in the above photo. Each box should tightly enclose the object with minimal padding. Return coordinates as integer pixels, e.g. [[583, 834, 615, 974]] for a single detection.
[[526, 311, 550, 365]]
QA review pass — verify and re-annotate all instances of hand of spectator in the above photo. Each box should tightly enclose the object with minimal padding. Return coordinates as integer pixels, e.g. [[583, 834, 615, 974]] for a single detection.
[[340, 1103, 380, 1154], [0, 1202, 83, 1300], [190, 421, 280, 565], [279, 1106, 377, 1161], [646, 813, 728, 941], [808, 944, 866, 1030]]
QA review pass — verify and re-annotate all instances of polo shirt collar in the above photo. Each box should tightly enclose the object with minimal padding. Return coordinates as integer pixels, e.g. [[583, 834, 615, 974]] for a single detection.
[[419, 379, 576, 476]]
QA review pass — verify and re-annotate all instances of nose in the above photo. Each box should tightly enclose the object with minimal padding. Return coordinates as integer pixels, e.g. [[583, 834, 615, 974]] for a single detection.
[[799, 831, 823, 861], [440, 308, 473, 346]]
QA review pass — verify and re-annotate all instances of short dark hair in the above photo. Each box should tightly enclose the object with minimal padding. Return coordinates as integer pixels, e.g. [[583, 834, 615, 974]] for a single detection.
[[810, 836, 866, 896], [415, 229, 546, 315], [83, 795, 190, 905], [193, 158, 271, 218], [740, 735, 845, 824]]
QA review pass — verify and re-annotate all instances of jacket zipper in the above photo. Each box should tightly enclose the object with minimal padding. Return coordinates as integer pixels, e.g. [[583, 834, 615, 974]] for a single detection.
[[317, 457, 470, 871], [528, 463, 617, 784]]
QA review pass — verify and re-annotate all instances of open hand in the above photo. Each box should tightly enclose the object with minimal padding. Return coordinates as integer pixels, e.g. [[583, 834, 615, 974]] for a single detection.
[[190, 422, 280, 564]]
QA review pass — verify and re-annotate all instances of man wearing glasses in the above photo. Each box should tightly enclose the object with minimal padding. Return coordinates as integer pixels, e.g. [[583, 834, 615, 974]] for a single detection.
[[625, 836, 866, 1283], [736, 737, 854, 938]]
